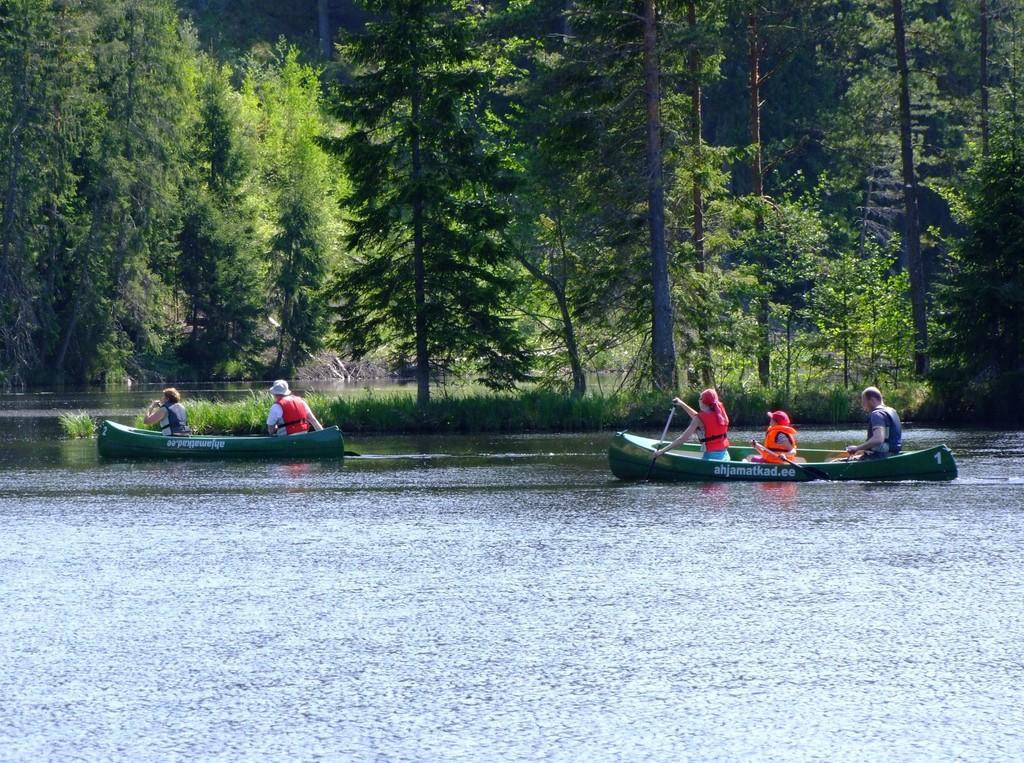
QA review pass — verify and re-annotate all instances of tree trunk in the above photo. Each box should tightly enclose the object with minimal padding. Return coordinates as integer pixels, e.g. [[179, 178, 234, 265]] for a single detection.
[[892, 0, 929, 375], [748, 12, 771, 387], [54, 284, 83, 382], [555, 283, 586, 398], [560, 0, 572, 40], [318, 0, 332, 59], [411, 64, 430, 406], [517, 249, 586, 399], [642, 0, 676, 392], [785, 309, 793, 401], [553, 212, 585, 397], [980, 0, 990, 156], [274, 290, 289, 373], [688, 0, 714, 387], [843, 294, 849, 388], [858, 176, 874, 257]]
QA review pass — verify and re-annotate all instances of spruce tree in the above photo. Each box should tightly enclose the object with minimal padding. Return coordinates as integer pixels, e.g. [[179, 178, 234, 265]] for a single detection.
[[328, 0, 529, 404], [933, 119, 1024, 422], [246, 47, 335, 375], [176, 59, 264, 378], [52, 0, 192, 382]]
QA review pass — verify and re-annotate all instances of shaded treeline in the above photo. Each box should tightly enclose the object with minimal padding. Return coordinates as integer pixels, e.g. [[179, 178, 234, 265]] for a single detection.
[[2, 0, 1023, 422]]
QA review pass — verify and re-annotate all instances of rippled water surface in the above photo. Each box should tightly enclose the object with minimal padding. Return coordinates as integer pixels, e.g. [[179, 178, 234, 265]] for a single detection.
[[2, 403, 1024, 760]]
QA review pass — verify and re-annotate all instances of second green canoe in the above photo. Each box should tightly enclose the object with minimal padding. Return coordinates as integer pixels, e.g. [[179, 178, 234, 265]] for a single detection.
[[97, 420, 345, 459], [609, 431, 957, 482]]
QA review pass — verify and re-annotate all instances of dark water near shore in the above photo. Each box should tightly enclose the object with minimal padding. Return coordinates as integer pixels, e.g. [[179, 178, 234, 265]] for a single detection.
[[2, 393, 1023, 760]]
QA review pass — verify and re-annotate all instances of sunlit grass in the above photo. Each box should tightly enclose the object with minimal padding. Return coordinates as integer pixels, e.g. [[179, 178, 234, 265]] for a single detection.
[[58, 412, 96, 438], [125, 381, 936, 436]]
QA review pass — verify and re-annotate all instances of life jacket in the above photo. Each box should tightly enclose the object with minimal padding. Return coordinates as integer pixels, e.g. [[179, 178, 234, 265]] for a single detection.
[[160, 402, 191, 436], [868, 405, 902, 454], [697, 410, 730, 452], [761, 423, 798, 464], [277, 395, 309, 435]]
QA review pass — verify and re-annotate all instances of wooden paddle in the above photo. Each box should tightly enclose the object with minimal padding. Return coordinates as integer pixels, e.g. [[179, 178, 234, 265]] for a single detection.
[[645, 407, 676, 480], [751, 439, 832, 481]]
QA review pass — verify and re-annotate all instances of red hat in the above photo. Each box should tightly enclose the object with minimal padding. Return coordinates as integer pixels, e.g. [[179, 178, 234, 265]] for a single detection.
[[767, 410, 790, 425], [699, 388, 719, 406]]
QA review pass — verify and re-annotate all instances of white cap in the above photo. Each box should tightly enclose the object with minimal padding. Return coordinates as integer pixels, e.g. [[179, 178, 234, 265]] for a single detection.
[[269, 379, 290, 396]]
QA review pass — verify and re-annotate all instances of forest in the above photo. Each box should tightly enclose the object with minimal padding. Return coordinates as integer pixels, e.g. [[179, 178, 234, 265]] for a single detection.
[[1, 0, 1022, 422]]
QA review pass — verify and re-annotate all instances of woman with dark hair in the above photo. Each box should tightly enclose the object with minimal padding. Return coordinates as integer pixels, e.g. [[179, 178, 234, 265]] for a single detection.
[[144, 387, 191, 436], [654, 388, 731, 461]]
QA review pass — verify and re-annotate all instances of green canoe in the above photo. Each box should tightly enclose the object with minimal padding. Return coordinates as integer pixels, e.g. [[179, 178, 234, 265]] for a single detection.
[[609, 431, 957, 482], [97, 420, 345, 459]]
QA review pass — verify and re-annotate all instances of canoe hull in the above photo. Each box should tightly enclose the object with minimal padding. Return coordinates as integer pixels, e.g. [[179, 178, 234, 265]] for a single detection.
[[97, 420, 345, 460], [608, 432, 957, 482]]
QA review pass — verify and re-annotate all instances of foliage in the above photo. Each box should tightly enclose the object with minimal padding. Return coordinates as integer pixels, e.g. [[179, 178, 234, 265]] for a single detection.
[[0, 0, 1015, 425], [932, 116, 1024, 423], [805, 244, 914, 388]]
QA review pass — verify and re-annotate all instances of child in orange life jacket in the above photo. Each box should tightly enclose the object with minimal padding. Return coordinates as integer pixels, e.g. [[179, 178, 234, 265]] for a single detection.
[[749, 410, 798, 463]]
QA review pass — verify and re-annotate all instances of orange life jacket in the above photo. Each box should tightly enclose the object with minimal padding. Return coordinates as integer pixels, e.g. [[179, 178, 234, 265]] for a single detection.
[[278, 395, 309, 435], [761, 423, 798, 464], [698, 410, 730, 452]]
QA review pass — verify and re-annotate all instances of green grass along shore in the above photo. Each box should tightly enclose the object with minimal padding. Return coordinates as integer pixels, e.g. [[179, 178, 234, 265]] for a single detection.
[[60, 385, 935, 438]]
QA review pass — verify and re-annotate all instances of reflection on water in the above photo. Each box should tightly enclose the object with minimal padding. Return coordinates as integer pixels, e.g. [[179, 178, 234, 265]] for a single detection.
[[757, 480, 800, 508], [1, 422, 1024, 759]]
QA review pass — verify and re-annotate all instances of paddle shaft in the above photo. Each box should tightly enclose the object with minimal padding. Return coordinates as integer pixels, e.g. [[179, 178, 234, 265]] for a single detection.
[[751, 439, 831, 481], [645, 408, 676, 479]]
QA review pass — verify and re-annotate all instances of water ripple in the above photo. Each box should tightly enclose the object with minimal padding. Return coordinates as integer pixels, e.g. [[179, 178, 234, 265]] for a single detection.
[[1, 432, 1023, 760]]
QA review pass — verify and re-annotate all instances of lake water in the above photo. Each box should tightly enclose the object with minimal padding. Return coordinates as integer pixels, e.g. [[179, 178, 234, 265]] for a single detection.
[[2, 391, 1024, 760]]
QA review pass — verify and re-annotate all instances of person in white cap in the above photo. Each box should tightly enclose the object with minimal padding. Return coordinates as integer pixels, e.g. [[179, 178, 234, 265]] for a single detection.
[[266, 379, 324, 436]]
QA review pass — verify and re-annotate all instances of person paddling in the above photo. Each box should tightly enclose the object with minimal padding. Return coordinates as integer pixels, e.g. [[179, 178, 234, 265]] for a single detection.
[[748, 410, 798, 464], [844, 386, 902, 459], [144, 387, 191, 436], [654, 388, 731, 461], [267, 379, 324, 436]]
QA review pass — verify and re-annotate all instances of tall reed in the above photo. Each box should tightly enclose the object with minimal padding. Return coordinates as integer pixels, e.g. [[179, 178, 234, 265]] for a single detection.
[[128, 383, 937, 436], [58, 412, 96, 438]]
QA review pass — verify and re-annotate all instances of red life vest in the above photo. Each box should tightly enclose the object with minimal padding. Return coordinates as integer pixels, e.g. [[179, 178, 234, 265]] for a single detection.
[[698, 410, 730, 452], [277, 395, 309, 435], [761, 423, 798, 464]]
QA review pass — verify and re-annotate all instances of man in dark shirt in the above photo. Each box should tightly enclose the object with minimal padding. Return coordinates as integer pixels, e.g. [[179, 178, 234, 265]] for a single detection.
[[845, 386, 902, 458]]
